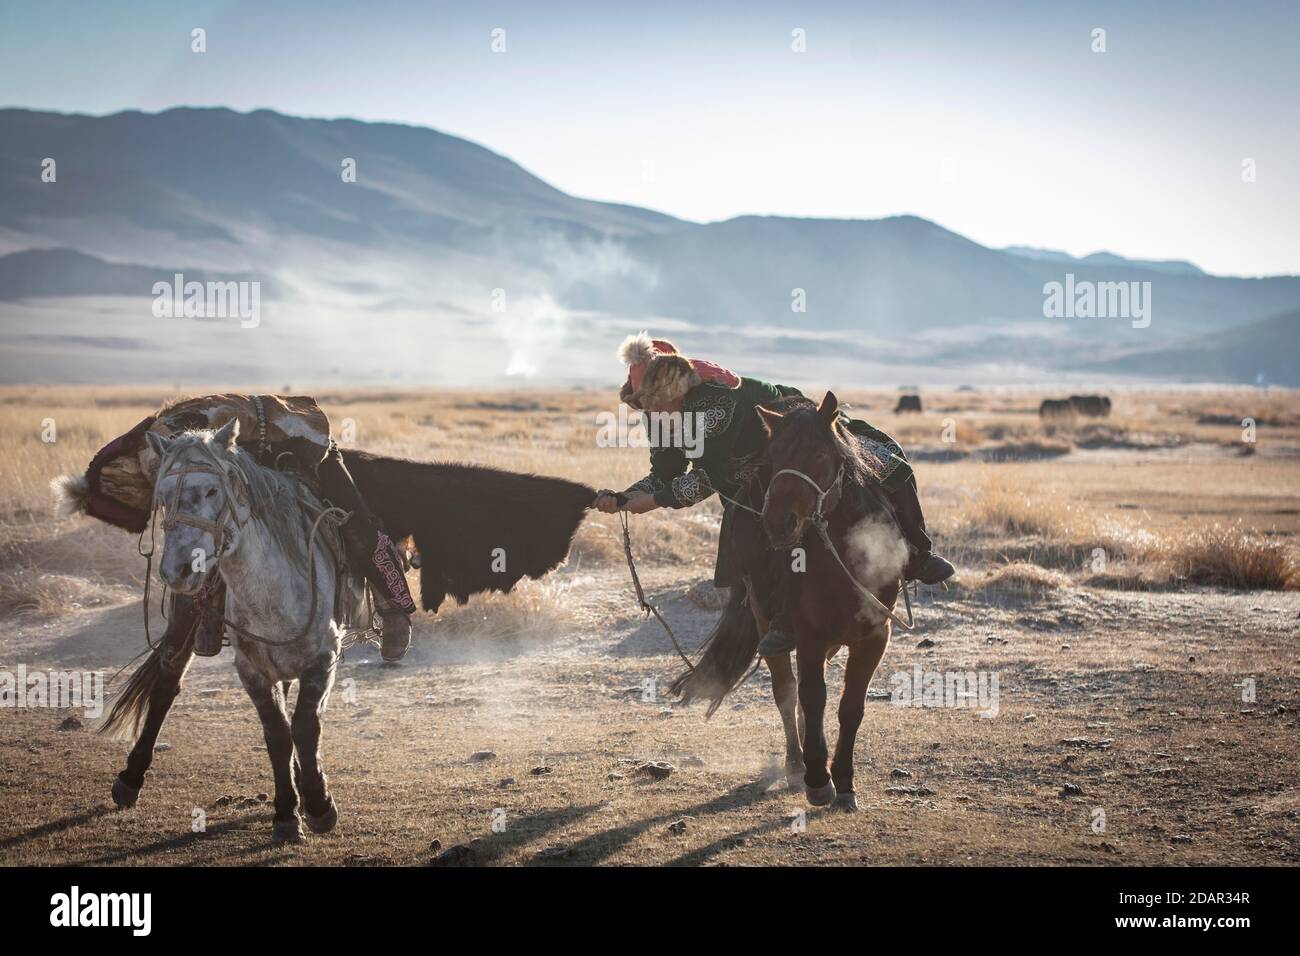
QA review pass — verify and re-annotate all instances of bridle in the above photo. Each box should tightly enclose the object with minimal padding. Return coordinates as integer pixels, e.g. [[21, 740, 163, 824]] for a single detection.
[[152, 447, 250, 570], [763, 462, 844, 528], [753, 458, 913, 631]]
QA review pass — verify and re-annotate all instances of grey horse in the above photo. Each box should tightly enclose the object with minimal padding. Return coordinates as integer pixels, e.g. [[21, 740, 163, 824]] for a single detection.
[[140, 418, 363, 842]]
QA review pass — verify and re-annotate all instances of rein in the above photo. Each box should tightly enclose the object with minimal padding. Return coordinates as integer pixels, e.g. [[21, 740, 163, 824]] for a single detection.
[[617, 499, 695, 673]]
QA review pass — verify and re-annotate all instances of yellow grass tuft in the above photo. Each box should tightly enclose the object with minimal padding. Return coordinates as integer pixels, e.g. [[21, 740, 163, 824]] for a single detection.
[[957, 473, 1086, 539], [1155, 524, 1299, 591], [0, 565, 134, 617], [961, 561, 1072, 598], [421, 576, 582, 643]]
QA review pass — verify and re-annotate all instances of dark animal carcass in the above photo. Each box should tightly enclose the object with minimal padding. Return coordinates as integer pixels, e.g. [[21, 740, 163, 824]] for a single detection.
[[895, 394, 923, 413], [1068, 395, 1112, 417]]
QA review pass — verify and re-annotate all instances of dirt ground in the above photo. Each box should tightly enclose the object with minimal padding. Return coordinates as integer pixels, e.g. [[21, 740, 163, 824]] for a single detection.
[[1, 386, 1297, 866]]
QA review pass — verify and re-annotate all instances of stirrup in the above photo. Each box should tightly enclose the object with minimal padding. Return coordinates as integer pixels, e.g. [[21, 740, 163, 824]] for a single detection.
[[757, 627, 797, 657], [192, 594, 225, 657]]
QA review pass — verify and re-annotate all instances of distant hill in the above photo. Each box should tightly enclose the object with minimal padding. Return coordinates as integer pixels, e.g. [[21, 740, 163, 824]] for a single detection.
[[1, 106, 1298, 384], [0, 107, 680, 250], [1004, 246, 1206, 276], [1081, 308, 1300, 385], [0, 248, 263, 300]]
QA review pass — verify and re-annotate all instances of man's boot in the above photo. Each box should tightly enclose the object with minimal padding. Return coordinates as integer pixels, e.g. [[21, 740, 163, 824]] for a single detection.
[[353, 525, 416, 662], [317, 441, 417, 662], [889, 477, 955, 585], [756, 564, 799, 656], [376, 598, 412, 663]]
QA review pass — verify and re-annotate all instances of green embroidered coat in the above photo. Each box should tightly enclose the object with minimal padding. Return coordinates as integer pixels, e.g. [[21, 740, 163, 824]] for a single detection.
[[622, 377, 913, 510]]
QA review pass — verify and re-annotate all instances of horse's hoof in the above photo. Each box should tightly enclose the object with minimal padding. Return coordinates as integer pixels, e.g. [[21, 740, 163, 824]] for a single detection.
[[111, 776, 140, 809], [305, 798, 338, 834], [805, 781, 837, 807], [832, 791, 859, 812], [272, 818, 305, 844]]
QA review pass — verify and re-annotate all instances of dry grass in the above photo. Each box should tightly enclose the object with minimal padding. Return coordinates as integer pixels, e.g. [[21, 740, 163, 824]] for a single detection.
[[953, 471, 1092, 540], [1, 385, 1297, 621], [423, 577, 583, 643], [2, 387, 1299, 868], [1157, 524, 1300, 591], [957, 561, 1072, 599], [0, 565, 133, 616], [945, 466, 1299, 591]]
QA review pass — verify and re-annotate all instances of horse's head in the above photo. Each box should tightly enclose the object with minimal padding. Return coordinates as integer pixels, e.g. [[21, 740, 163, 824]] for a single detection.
[[757, 391, 846, 549], [147, 418, 246, 594]]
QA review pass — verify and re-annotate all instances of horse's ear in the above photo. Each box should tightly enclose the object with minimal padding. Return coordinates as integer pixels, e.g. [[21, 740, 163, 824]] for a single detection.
[[145, 430, 172, 459], [818, 391, 840, 425], [212, 417, 240, 452], [756, 406, 784, 436]]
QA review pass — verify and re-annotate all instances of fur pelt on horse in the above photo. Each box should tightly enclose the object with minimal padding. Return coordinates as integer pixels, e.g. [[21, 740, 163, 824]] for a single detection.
[[340, 450, 594, 613]]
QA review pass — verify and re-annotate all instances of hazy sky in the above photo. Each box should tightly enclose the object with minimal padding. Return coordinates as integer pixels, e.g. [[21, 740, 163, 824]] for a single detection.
[[3, 0, 1297, 275]]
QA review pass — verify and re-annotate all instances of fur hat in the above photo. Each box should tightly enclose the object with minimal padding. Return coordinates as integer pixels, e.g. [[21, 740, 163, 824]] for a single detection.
[[617, 331, 739, 409], [634, 354, 703, 409], [617, 331, 677, 369]]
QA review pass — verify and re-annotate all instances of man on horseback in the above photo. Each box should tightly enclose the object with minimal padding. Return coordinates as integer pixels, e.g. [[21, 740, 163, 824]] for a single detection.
[[593, 334, 954, 653], [81, 395, 417, 662]]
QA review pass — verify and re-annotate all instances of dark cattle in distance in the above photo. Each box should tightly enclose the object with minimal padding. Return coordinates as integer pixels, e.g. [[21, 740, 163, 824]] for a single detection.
[[1068, 394, 1112, 417], [1039, 398, 1075, 419], [895, 394, 923, 413]]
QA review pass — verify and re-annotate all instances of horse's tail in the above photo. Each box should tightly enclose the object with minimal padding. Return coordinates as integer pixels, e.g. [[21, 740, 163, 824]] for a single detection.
[[98, 634, 193, 740], [669, 584, 760, 718]]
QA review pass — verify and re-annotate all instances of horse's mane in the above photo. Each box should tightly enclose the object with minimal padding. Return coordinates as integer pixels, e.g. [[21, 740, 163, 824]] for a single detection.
[[763, 396, 889, 516], [340, 450, 595, 613], [160, 431, 317, 576]]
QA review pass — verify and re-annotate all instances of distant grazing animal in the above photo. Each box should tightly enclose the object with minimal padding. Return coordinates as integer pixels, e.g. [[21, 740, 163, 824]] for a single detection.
[[672, 392, 907, 811], [894, 394, 923, 413], [1068, 394, 1112, 417], [1038, 398, 1075, 420]]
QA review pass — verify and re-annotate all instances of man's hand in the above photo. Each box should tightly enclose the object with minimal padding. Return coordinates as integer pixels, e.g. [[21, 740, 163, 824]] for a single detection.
[[622, 491, 658, 514], [593, 490, 658, 514]]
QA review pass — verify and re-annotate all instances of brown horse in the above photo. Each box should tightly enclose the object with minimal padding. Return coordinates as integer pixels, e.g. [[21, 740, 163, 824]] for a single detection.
[[673, 392, 907, 811]]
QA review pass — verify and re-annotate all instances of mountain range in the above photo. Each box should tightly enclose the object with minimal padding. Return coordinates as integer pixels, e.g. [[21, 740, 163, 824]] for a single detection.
[[0, 106, 1296, 386]]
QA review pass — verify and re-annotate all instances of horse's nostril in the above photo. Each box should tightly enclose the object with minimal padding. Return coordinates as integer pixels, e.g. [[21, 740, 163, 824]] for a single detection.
[[783, 512, 798, 536]]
